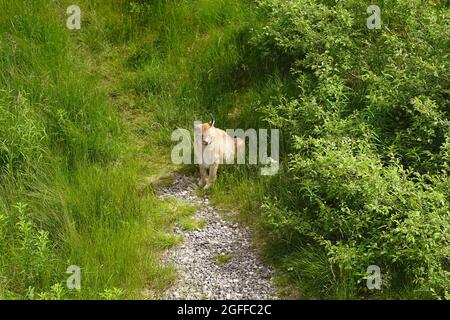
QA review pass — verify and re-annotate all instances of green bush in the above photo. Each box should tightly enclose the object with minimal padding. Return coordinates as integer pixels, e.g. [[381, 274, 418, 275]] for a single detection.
[[0, 203, 56, 298], [252, 0, 449, 298], [263, 136, 449, 297]]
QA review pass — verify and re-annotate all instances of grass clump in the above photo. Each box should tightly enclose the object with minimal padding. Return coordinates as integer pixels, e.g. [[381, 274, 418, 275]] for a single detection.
[[0, 0, 185, 299], [214, 254, 232, 265]]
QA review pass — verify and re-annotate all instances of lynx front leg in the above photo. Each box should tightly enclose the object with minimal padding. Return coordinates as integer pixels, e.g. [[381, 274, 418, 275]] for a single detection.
[[198, 164, 207, 187], [204, 162, 219, 189]]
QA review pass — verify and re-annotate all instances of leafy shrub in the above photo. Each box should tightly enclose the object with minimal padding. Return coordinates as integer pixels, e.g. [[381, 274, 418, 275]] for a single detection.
[[0, 203, 56, 297], [252, 0, 450, 298], [264, 136, 449, 297]]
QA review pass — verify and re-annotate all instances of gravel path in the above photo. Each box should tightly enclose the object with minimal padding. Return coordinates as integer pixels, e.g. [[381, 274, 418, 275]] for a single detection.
[[157, 175, 278, 300]]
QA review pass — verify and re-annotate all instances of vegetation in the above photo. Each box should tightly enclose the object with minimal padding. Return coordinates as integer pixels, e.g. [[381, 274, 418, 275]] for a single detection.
[[0, 0, 448, 299], [0, 0, 189, 299], [214, 254, 232, 265], [251, 0, 449, 299]]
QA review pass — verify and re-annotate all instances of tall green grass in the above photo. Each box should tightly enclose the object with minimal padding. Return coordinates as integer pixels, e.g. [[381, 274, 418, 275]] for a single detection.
[[0, 0, 191, 299]]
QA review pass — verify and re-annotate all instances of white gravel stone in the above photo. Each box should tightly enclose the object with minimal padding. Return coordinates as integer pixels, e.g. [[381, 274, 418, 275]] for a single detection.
[[157, 175, 278, 300]]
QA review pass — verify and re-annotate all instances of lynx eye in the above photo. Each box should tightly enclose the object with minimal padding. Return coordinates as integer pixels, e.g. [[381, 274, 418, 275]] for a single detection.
[[202, 135, 212, 145]]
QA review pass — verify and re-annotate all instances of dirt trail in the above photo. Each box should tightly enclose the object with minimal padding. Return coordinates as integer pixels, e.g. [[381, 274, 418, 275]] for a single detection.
[[157, 175, 278, 300]]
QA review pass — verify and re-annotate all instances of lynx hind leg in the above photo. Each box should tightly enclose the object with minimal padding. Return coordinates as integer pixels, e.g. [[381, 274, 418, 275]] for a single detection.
[[204, 162, 219, 189], [198, 165, 207, 187]]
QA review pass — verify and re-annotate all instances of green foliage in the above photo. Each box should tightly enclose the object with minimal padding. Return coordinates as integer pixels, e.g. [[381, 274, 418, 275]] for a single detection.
[[118, 0, 449, 299], [0, 92, 48, 178], [251, 0, 450, 298], [1, 0, 447, 300], [214, 254, 232, 265], [263, 137, 449, 297], [99, 287, 125, 300], [0, 203, 55, 296]]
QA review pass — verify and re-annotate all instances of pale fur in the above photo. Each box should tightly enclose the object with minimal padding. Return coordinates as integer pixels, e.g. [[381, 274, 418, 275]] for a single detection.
[[194, 122, 244, 189]]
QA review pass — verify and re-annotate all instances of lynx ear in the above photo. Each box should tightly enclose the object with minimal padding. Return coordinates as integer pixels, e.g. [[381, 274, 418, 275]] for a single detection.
[[209, 114, 215, 127]]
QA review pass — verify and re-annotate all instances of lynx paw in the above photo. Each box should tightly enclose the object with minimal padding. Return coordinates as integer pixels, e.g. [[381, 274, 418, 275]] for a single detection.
[[203, 183, 212, 190], [198, 179, 206, 187]]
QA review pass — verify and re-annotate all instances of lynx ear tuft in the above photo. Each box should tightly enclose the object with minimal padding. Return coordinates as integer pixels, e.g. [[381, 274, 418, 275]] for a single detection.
[[209, 114, 215, 127]]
